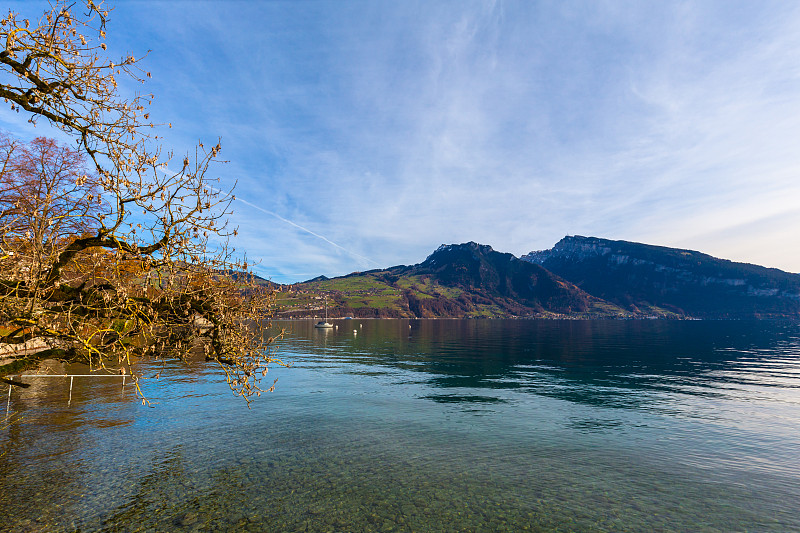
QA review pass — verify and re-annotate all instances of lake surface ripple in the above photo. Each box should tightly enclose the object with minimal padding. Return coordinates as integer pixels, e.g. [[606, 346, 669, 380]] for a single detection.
[[2, 320, 799, 532]]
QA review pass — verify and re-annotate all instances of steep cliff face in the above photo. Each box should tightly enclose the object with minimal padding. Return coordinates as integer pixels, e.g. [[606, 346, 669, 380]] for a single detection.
[[522, 236, 800, 318], [289, 242, 628, 319], [408, 242, 596, 315]]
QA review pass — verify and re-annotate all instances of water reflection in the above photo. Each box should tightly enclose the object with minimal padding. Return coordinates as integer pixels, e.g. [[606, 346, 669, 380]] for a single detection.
[[0, 364, 140, 531], [284, 319, 800, 415], [1, 320, 798, 532]]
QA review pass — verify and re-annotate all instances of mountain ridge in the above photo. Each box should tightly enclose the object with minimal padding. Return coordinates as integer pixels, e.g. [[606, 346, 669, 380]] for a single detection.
[[521, 236, 800, 318], [276, 236, 800, 319], [278, 240, 626, 319]]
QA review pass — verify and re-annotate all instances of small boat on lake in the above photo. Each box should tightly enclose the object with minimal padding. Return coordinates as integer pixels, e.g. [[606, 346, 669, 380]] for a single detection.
[[315, 297, 334, 328]]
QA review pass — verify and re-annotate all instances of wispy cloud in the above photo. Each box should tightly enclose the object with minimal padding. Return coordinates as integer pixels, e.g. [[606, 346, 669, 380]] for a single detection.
[[7, 1, 800, 281]]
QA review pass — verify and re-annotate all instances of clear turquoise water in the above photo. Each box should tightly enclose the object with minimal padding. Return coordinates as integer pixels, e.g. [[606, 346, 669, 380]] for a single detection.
[[2, 319, 799, 532]]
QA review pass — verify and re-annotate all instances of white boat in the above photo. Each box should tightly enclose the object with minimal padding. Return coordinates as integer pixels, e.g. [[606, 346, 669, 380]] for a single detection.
[[315, 297, 334, 328]]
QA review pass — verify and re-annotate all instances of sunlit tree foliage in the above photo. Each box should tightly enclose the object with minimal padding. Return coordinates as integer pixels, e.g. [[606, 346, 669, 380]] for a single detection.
[[0, 1, 283, 403]]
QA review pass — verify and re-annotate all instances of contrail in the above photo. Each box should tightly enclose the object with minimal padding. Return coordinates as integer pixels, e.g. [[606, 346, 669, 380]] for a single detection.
[[156, 165, 379, 267], [212, 187, 379, 267]]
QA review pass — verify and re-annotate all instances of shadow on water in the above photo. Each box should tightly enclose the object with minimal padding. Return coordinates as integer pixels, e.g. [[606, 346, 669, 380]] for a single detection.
[[0, 363, 140, 531]]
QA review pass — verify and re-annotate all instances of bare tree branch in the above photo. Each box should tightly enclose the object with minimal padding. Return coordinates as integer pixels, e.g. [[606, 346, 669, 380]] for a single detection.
[[0, 1, 283, 403]]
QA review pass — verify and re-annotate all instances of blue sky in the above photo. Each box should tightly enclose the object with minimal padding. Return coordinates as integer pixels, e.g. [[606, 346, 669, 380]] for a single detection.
[[4, 1, 800, 283]]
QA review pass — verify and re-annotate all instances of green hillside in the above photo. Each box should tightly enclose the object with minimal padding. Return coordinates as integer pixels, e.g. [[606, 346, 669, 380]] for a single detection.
[[276, 243, 632, 319]]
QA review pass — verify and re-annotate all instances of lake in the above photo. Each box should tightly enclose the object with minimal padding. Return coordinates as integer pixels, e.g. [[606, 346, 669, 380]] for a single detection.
[[1, 319, 799, 532]]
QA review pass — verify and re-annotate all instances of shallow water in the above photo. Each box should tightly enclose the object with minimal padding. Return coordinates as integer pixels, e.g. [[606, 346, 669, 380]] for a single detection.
[[2, 319, 800, 531]]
